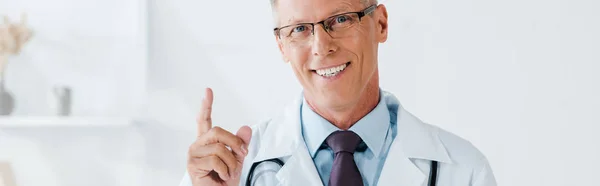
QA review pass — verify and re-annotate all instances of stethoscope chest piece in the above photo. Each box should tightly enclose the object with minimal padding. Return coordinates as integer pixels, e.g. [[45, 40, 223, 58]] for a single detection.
[[246, 158, 284, 186]]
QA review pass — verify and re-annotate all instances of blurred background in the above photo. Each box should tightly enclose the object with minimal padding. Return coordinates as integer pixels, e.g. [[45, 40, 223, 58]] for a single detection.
[[0, 0, 598, 185]]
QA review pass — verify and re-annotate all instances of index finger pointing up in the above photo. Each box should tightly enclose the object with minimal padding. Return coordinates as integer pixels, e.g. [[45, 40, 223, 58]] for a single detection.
[[197, 87, 214, 135]]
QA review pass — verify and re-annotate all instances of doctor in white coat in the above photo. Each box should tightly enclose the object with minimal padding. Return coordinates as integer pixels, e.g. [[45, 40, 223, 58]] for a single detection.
[[180, 0, 497, 185]]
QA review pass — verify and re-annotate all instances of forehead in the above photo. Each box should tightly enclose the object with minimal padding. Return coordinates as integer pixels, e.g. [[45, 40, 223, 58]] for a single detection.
[[274, 0, 364, 26]]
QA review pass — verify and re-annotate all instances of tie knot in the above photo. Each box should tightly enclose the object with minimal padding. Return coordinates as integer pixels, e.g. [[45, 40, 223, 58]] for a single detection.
[[325, 131, 363, 154]]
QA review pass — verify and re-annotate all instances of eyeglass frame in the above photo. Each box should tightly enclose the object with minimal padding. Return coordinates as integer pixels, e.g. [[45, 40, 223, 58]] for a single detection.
[[273, 4, 378, 39]]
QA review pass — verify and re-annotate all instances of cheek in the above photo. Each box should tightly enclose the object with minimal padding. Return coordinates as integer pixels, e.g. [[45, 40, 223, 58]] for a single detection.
[[343, 33, 373, 63], [343, 30, 378, 78], [354, 25, 378, 58], [286, 47, 310, 70], [286, 48, 312, 80], [289, 47, 310, 63]]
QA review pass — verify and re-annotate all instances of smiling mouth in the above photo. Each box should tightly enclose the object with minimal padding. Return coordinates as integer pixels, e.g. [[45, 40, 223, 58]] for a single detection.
[[312, 62, 351, 77]]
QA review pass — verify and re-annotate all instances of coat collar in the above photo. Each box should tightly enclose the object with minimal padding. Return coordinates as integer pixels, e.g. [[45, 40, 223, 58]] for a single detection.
[[252, 91, 452, 186], [252, 94, 323, 186], [377, 91, 453, 185], [382, 91, 453, 163], [252, 94, 304, 163]]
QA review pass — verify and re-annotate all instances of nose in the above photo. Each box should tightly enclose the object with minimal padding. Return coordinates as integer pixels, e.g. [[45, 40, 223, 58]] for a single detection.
[[311, 25, 338, 56]]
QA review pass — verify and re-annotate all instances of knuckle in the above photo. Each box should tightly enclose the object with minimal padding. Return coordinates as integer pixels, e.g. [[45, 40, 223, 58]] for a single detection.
[[229, 157, 239, 170], [208, 157, 224, 171], [207, 127, 219, 136], [188, 143, 197, 155], [208, 156, 220, 164], [230, 164, 238, 174], [198, 111, 210, 119], [187, 157, 200, 167], [214, 143, 228, 152], [214, 144, 237, 169], [205, 129, 217, 140], [205, 156, 216, 166], [203, 103, 212, 110], [234, 137, 244, 146], [187, 148, 194, 157], [207, 127, 224, 141], [212, 126, 223, 134]]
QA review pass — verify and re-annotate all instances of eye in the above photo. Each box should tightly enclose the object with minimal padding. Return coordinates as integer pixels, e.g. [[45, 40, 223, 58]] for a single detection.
[[335, 15, 349, 23], [293, 25, 307, 33], [327, 14, 355, 30]]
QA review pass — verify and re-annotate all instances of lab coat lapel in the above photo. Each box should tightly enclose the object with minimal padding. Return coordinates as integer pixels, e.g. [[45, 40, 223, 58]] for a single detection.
[[377, 108, 426, 186], [377, 143, 425, 186], [252, 95, 323, 186], [275, 144, 323, 186], [377, 93, 453, 186]]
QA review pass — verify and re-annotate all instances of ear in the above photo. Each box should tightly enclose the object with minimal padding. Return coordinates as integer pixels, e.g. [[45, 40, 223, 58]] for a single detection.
[[375, 4, 389, 43]]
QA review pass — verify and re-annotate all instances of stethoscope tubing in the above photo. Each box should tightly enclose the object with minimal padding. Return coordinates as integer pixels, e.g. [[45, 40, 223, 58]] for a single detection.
[[246, 159, 439, 186]]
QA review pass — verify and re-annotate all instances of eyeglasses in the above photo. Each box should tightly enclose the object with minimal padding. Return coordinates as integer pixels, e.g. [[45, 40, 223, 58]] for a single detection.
[[273, 4, 377, 44]]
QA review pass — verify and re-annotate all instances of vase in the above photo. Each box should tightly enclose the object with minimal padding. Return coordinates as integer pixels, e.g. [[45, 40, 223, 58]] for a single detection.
[[0, 73, 14, 115]]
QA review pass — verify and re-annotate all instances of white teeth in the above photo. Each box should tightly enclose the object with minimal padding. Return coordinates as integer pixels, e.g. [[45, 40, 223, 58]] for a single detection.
[[315, 63, 348, 77]]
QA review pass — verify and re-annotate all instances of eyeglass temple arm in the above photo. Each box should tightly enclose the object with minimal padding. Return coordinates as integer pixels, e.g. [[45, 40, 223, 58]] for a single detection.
[[359, 4, 377, 17]]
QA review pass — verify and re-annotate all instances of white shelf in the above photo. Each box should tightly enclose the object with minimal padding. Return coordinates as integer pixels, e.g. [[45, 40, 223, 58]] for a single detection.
[[0, 116, 134, 127]]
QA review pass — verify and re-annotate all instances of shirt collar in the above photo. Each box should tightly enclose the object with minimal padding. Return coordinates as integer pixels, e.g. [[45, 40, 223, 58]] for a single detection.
[[301, 90, 391, 158], [301, 98, 339, 157]]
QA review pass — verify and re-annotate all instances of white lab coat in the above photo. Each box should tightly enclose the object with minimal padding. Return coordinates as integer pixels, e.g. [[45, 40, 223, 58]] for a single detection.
[[179, 91, 497, 186]]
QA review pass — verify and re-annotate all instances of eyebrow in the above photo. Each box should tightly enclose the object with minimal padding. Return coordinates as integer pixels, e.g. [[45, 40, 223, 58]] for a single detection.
[[330, 5, 353, 16], [281, 4, 355, 26]]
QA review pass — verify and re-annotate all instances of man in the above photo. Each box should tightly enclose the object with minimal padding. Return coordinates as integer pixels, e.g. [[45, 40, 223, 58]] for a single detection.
[[180, 0, 497, 185]]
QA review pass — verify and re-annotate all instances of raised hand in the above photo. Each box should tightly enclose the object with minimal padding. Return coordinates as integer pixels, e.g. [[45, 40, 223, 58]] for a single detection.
[[187, 88, 252, 186]]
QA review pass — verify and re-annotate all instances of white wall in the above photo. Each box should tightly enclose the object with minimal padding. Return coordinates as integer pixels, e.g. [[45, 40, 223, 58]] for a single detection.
[[378, 0, 599, 185]]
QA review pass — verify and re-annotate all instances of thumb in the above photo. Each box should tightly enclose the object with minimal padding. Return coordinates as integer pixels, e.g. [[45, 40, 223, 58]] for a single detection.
[[232, 126, 252, 178], [236, 125, 252, 147], [236, 125, 252, 159]]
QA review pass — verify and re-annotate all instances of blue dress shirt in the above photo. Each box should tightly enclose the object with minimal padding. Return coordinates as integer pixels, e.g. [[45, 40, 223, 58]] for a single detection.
[[300, 91, 398, 186]]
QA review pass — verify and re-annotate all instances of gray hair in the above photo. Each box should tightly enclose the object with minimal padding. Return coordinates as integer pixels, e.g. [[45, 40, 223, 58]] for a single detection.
[[269, 0, 377, 26], [270, 0, 376, 7]]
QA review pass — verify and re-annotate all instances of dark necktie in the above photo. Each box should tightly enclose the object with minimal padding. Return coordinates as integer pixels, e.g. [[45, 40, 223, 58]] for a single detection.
[[325, 130, 364, 186]]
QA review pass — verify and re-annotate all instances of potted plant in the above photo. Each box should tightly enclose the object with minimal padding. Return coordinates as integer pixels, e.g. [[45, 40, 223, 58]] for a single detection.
[[0, 14, 33, 115]]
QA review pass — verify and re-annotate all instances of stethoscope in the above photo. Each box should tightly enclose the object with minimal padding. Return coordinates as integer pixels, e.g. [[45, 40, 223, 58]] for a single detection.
[[246, 158, 439, 186]]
